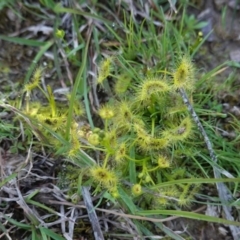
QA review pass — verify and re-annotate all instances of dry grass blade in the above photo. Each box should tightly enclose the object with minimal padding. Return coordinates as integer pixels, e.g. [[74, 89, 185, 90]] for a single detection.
[[65, 208, 78, 240], [15, 181, 45, 226], [82, 186, 104, 240]]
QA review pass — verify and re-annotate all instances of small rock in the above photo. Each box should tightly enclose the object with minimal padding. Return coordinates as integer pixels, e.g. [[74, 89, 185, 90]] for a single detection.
[[228, 0, 240, 10], [222, 103, 230, 110], [230, 106, 240, 116], [230, 50, 240, 62], [205, 204, 220, 218], [6, 9, 17, 21], [214, 0, 228, 10], [198, 8, 216, 42], [218, 226, 228, 236]]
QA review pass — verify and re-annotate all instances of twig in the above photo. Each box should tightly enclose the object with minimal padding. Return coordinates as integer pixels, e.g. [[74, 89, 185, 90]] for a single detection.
[[178, 88, 240, 240]]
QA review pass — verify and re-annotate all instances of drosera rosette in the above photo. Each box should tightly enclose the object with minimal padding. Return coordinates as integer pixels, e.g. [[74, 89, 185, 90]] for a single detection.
[[163, 168, 201, 202], [112, 100, 145, 134], [99, 128, 119, 156], [36, 106, 67, 131], [23, 66, 43, 95], [156, 154, 171, 169], [98, 103, 115, 120], [97, 56, 115, 85], [66, 123, 83, 158], [177, 181, 200, 207], [114, 142, 127, 164], [131, 183, 142, 196], [172, 54, 195, 91], [133, 124, 169, 153], [23, 67, 43, 113], [134, 77, 171, 106], [86, 131, 100, 146], [140, 168, 201, 209], [23, 101, 41, 117], [145, 136, 170, 152], [135, 155, 171, 186], [21, 67, 88, 157], [164, 93, 189, 119], [89, 165, 119, 195], [99, 127, 131, 166], [114, 73, 132, 96], [151, 187, 180, 209], [161, 115, 195, 143], [53, 53, 202, 213]]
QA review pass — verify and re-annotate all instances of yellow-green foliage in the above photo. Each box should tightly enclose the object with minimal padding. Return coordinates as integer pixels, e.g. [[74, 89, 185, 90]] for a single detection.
[[21, 67, 85, 158], [81, 53, 201, 207], [22, 55, 200, 209]]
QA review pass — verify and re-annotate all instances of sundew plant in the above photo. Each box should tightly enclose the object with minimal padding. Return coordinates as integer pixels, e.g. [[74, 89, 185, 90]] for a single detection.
[[88, 54, 200, 207], [16, 52, 202, 208]]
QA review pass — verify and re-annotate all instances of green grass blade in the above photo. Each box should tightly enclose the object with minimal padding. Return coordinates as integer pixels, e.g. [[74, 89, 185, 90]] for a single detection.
[[66, 43, 85, 58], [25, 189, 40, 201], [83, 68, 94, 128], [0, 222, 8, 236], [0, 173, 17, 187], [129, 146, 136, 184], [154, 222, 185, 240], [137, 209, 240, 226], [65, 36, 90, 139], [3, 215, 32, 230], [118, 187, 137, 214], [39, 227, 50, 240], [0, 35, 45, 47], [39, 227, 65, 240], [152, 177, 240, 189], [53, 5, 111, 24], [31, 227, 37, 240], [25, 199, 56, 214]]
